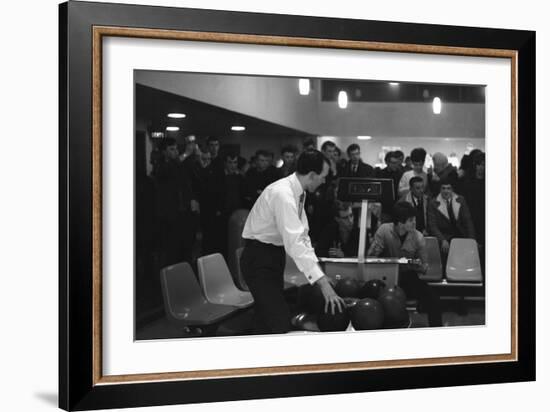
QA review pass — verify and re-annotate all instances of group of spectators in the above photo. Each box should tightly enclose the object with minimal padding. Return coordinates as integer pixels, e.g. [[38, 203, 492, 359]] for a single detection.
[[148, 133, 485, 275], [312, 142, 486, 274]]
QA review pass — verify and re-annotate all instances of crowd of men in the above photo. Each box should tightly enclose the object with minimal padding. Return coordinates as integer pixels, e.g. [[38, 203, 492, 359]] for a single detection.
[[148, 134, 485, 276]]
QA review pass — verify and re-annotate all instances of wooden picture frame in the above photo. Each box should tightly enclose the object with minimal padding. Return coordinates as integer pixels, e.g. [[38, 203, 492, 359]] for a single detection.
[[59, 1, 535, 410]]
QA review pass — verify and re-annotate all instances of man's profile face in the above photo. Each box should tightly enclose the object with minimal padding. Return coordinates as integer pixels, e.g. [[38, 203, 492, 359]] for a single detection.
[[336, 207, 354, 230], [403, 216, 416, 232], [349, 149, 361, 164], [164, 144, 179, 161], [309, 162, 329, 192], [323, 145, 336, 161], [200, 152, 211, 168], [411, 181, 424, 198], [440, 184, 453, 200]]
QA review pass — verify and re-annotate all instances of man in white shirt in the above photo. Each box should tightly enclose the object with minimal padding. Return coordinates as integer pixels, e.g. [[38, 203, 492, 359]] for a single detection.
[[241, 150, 345, 334], [398, 147, 428, 198]]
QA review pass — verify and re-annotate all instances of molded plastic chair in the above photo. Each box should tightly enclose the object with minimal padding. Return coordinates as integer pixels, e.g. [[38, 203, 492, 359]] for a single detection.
[[197, 253, 254, 308], [160, 262, 238, 326], [419, 236, 443, 282], [446, 238, 483, 282], [284, 253, 309, 287], [234, 247, 249, 291]]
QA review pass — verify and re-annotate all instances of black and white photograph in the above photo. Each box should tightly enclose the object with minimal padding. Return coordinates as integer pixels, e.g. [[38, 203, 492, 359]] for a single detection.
[[134, 71, 487, 340]]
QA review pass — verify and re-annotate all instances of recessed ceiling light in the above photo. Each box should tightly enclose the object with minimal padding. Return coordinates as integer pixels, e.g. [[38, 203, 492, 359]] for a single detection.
[[432, 97, 442, 114], [167, 113, 186, 119], [357, 135, 372, 140], [166, 126, 180, 132], [389, 82, 399, 86], [338, 91, 348, 109], [231, 126, 246, 131], [298, 79, 310, 95]]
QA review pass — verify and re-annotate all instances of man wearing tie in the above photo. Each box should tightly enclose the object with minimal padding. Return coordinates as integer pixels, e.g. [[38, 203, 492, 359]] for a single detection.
[[342, 144, 374, 178], [241, 150, 345, 334], [427, 178, 476, 270]]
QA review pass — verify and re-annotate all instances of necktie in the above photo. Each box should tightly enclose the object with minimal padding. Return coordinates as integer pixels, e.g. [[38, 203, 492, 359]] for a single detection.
[[298, 192, 305, 219], [352, 164, 357, 175], [447, 199, 457, 226]]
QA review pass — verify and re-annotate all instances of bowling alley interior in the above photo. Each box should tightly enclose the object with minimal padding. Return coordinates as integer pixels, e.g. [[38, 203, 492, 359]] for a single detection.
[[134, 70, 486, 339]]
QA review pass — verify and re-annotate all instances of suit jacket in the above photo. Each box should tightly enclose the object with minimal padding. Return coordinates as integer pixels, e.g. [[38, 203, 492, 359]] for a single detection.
[[427, 193, 476, 243], [315, 220, 361, 258], [341, 161, 374, 178], [400, 192, 429, 233]]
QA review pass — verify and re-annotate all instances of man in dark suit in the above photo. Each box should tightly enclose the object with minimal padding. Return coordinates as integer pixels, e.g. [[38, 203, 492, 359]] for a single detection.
[[427, 178, 476, 269], [315, 201, 361, 258], [400, 176, 429, 235], [341, 143, 374, 178]]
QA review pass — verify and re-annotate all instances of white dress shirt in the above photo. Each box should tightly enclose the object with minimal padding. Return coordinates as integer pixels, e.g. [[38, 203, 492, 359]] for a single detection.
[[242, 173, 325, 284]]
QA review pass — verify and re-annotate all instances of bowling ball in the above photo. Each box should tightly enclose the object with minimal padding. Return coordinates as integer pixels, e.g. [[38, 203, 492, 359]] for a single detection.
[[378, 292, 408, 328], [334, 278, 361, 298], [358, 279, 387, 299], [350, 298, 385, 330], [380, 286, 407, 305], [343, 297, 359, 310], [298, 284, 325, 314], [317, 309, 350, 332]]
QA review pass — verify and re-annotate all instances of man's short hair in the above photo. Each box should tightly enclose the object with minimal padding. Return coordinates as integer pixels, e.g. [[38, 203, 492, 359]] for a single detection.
[[394, 150, 405, 160], [206, 136, 219, 144], [296, 149, 330, 175], [159, 137, 177, 151], [222, 152, 239, 162], [255, 149, 270, 158], [472, 151, 485, 166], [392, 201, 417, 224], [303, 138, 316, 151], [347, 143, 361, 155], [410, 148, 427, 163], [409, 176, 424, 187], [321, 140, 336, 152], [439, 175, 457, 188], [281, 144, 298, 155], [333, 200, 352, 218], [384, 151, 396, 163]]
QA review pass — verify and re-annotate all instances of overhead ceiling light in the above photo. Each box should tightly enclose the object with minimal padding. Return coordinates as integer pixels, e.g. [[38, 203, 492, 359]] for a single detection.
[[231, 126, 246, 131], [357, 135, 372, 140], [432, 97, 442, 114], [298, 78, 310, 95], [151, 132, 165, 138], [338, 91, 348, 109], [165, 126, 180, 132], [167, 113, 186, 119], [389, 82, 399, 86]]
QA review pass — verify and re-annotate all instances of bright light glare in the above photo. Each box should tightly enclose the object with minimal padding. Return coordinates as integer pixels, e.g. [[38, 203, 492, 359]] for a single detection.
[[338, 91, 348, 109], [433, 97, 442, 114], [298, 78, 310, 95]]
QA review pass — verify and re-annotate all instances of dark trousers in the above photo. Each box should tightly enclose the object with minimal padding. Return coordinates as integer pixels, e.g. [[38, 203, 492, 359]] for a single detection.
[[399, 271, 443, 327], [240, 240, 290, 334]]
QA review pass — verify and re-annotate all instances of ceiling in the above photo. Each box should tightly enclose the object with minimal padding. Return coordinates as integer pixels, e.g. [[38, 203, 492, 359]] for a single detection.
[[135, 84, 315, 142]]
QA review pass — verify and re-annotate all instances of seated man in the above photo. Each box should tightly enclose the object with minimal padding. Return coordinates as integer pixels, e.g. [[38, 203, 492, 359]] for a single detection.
[[427, 178, 476, 269], [368, 202, 442, 327], [315, 201, 361, 258]]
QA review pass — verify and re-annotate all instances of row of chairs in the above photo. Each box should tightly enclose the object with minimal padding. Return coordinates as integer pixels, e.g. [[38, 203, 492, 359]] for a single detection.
[[160, 254, 254, 329], [420, 237, 483, 283], [160, 251, 311, 330]]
